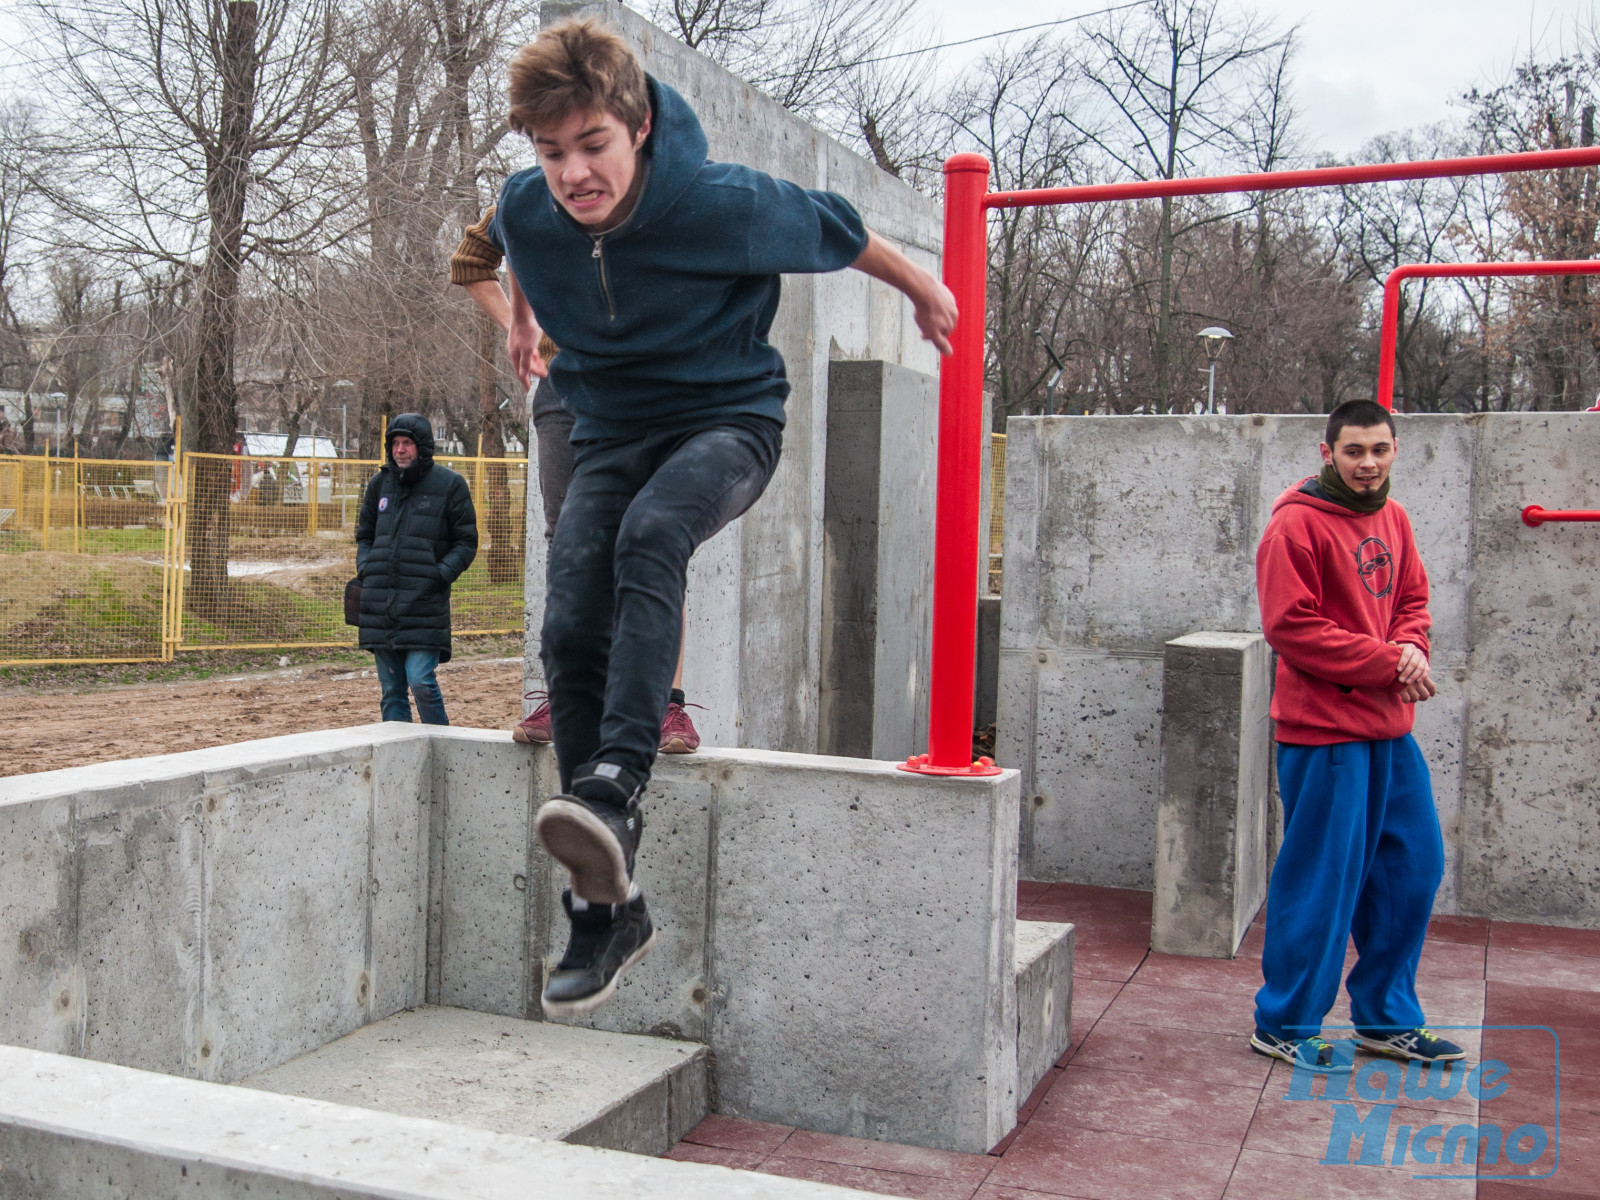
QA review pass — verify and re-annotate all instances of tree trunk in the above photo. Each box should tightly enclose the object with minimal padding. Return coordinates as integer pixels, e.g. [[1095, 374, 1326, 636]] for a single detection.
[[187, 0, 260, 617]]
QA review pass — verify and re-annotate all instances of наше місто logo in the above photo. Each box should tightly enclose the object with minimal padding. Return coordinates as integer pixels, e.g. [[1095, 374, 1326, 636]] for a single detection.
[[1285, 1027, 1559, 1181]]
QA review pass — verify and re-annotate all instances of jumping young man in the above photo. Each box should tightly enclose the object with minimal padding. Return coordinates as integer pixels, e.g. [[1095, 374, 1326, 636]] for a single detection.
[[486, 19, 955, 1016], [1251, 398, 1463, 1071], [450, 219, 702, 753]]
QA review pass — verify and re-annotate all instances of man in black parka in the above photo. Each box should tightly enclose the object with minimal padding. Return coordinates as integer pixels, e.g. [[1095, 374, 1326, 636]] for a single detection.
[[355, 414, 478, 724]]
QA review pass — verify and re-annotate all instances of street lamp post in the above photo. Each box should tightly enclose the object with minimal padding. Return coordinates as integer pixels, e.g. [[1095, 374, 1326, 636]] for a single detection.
[[1197, 326, 1234, 413]]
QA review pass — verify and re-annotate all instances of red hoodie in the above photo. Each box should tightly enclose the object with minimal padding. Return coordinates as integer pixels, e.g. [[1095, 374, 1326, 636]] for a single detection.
[[1256, 479, 1431, 745]]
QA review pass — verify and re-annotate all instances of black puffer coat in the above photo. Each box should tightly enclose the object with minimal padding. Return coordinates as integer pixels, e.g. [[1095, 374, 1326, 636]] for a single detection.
[[355, 414, 478, 660]]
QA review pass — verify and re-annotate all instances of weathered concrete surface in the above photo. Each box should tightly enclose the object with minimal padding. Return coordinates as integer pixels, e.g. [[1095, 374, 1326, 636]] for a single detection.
[[242, 1006, 707, 1157], [1015, 921, 1073, 1101], [0, 725, 436, 1082], [524, 2, 942, 761], [534, 745, 1024, 1153], [819, 360, 937, 760], [0, 1044, 872, 1200], [1, 727, 1031, 1154], [1000, 413, 1600, 925], [1152, 633, 1270, 958]]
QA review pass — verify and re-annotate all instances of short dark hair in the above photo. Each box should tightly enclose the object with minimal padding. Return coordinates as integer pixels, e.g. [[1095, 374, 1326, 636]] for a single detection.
[[1325, 399, 1396, 447], [508, 18, 650, 138]]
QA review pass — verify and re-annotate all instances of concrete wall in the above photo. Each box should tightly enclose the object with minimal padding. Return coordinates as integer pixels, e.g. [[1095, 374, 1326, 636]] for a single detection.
[[999, 413, 1600, 925], [0, 727, 1028, 1154], [522, 2, 942, 758], [819, 360, 938, 760], [0, 727, 433, 1083]]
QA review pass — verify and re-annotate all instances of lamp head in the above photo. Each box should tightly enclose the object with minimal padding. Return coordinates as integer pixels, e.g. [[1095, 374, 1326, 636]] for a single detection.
[[1198, 326, 1234, 363]]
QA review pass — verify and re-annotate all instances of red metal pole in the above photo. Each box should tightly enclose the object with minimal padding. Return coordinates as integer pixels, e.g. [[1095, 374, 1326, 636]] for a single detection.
[[1377, 260, 1600, 410], [983, 145, 1600, 210], [1523, 505, 1600, 526], [903, 152, 1000, 777]]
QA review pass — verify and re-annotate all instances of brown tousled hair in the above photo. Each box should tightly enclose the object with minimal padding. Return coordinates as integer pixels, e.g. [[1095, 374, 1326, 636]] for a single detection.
[[507, 18, 650, 138]]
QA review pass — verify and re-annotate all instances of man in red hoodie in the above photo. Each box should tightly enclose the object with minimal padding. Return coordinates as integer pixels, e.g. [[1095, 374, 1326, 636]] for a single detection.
[[1250, 398, 1463, 1072]]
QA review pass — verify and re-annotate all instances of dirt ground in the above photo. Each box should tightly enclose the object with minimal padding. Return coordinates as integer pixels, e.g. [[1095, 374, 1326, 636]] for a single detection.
[[0, 655, 526, 778]]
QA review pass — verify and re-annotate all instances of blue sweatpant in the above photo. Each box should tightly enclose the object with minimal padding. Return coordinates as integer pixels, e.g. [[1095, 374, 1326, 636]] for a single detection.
[[1254, 734, 1443, 1040]]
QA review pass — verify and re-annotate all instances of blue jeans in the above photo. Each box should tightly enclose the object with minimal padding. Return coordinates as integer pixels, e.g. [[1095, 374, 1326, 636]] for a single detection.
[[372, 649, 448, 725], [1254, 735, 1443, 1040], [541, 418, 780, 790]]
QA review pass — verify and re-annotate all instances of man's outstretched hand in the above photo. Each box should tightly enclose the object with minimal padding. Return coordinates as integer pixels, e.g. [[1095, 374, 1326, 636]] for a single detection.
[[914, 280, 959, 356]]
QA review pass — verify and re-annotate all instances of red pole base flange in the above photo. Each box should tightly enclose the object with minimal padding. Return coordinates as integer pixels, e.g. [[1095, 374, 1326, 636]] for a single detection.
[[898, 753, 1004, 777]]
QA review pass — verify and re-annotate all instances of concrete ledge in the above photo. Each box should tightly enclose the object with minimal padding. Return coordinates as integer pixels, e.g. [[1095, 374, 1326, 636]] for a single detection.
[[241, 1006, 707, 1157], [1015, 921, 1073, 1099], [0, 1044, 870, 1199], [2, 726, 1023, 1155], [1152, 633, 1270, 958]]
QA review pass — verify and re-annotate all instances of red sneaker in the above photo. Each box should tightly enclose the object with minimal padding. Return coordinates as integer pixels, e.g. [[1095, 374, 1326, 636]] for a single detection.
[[659, 701, 702, 753], [513, 691, 553, 744]]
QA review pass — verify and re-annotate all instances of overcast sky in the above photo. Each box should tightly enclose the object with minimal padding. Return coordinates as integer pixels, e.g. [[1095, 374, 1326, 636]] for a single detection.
[[921, 0, 1598, 157], [2, 1, 1595, 158]]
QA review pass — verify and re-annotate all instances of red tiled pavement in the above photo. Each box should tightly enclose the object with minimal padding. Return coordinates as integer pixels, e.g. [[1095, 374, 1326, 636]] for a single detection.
[[663, 881, 1600, 1199]]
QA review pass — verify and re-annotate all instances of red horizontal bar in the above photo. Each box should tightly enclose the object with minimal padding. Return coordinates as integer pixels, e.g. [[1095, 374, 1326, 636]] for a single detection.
[[984, 145, 1600, 210], [1523, 505, 1600, 527], [1377, 260, 1600, 410]]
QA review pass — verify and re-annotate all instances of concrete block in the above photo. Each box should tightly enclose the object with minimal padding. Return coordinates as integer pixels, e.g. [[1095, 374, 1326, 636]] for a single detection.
[[0, 793, 78, 1057], [706, 750, 1020, 1153], [1152, 633, 1270, 958], [1460, 414, 1600, 925], [369, 734, 432, 1021], [818, 359, 937, 761], [1015, 920, 1073, 1099], [241, 1006, 708, 1157], [431, 732, 539, 1019], [76, 781, 204, 1075], [200, 753, 373, 1082], [1024, 649, 1164, 886], [0, 1044, 871, 1199], [976, 595, 1002, 732]]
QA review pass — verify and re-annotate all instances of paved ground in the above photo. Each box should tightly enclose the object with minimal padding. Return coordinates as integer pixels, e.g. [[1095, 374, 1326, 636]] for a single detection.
[[668, 882, 1599, 1199]]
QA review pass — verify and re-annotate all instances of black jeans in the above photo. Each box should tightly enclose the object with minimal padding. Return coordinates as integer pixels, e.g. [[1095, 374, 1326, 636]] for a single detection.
[[541, 418, 781, 792]]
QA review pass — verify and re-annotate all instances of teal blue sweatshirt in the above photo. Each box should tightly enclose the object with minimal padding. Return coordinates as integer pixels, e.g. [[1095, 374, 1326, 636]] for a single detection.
[[489, 76, 869, 439]]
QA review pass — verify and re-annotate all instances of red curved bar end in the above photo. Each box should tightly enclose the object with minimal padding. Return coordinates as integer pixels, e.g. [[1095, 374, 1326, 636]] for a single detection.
[[943, 153, 992, 175], [1523, 506, 1547, 526]]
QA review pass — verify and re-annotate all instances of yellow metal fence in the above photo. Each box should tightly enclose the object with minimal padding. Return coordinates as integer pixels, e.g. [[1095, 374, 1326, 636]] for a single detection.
[[1, 451, 527, 666]]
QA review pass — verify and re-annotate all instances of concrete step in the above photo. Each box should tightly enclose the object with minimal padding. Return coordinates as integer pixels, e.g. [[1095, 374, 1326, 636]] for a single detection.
[[240, 1005, 707, 1156], [1016, 920, 1074, 1099]]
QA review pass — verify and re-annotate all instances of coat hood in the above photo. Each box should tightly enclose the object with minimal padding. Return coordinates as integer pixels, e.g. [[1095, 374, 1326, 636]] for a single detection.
[[627, 76, 710, 233], [1271, 477, 1367, 519], [386, 413, 436, 460]]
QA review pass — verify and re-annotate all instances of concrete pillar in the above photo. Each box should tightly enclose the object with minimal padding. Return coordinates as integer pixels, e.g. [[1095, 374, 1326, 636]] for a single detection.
[[1152, 632, 1271, 958], [818, 359, 936, 761]]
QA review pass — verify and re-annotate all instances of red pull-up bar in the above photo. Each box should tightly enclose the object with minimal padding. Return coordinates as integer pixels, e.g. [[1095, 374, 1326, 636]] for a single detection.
[[1377, 260, 1600, 410], [903, 143, 1600, 777], [1523, 506, 1600, 526]]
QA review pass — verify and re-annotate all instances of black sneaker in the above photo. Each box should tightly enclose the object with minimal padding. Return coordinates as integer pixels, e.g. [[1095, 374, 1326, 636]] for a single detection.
[[1249, 1027, 1353, 1073], [1356, 1027, 1466, 1062], [542, 889, 656, 1017], [535, 763, 643, 905]]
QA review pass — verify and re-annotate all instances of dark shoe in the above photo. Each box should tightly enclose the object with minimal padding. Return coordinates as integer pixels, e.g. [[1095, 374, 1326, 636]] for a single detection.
[[1356, 1027, 1466, 1062], [542, 889, 656, 1017], [535, 763, 643, 905], [512, 691, 552, 744], [659, 701, 702, 753], [1250, 1027, 1353, 1074]]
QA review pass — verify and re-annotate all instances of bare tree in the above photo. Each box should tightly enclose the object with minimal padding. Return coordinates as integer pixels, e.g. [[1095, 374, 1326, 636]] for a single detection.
[[1066, 0, 1295, 407], [0, 98, 51, 450], [28, 0, 351, 606]]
